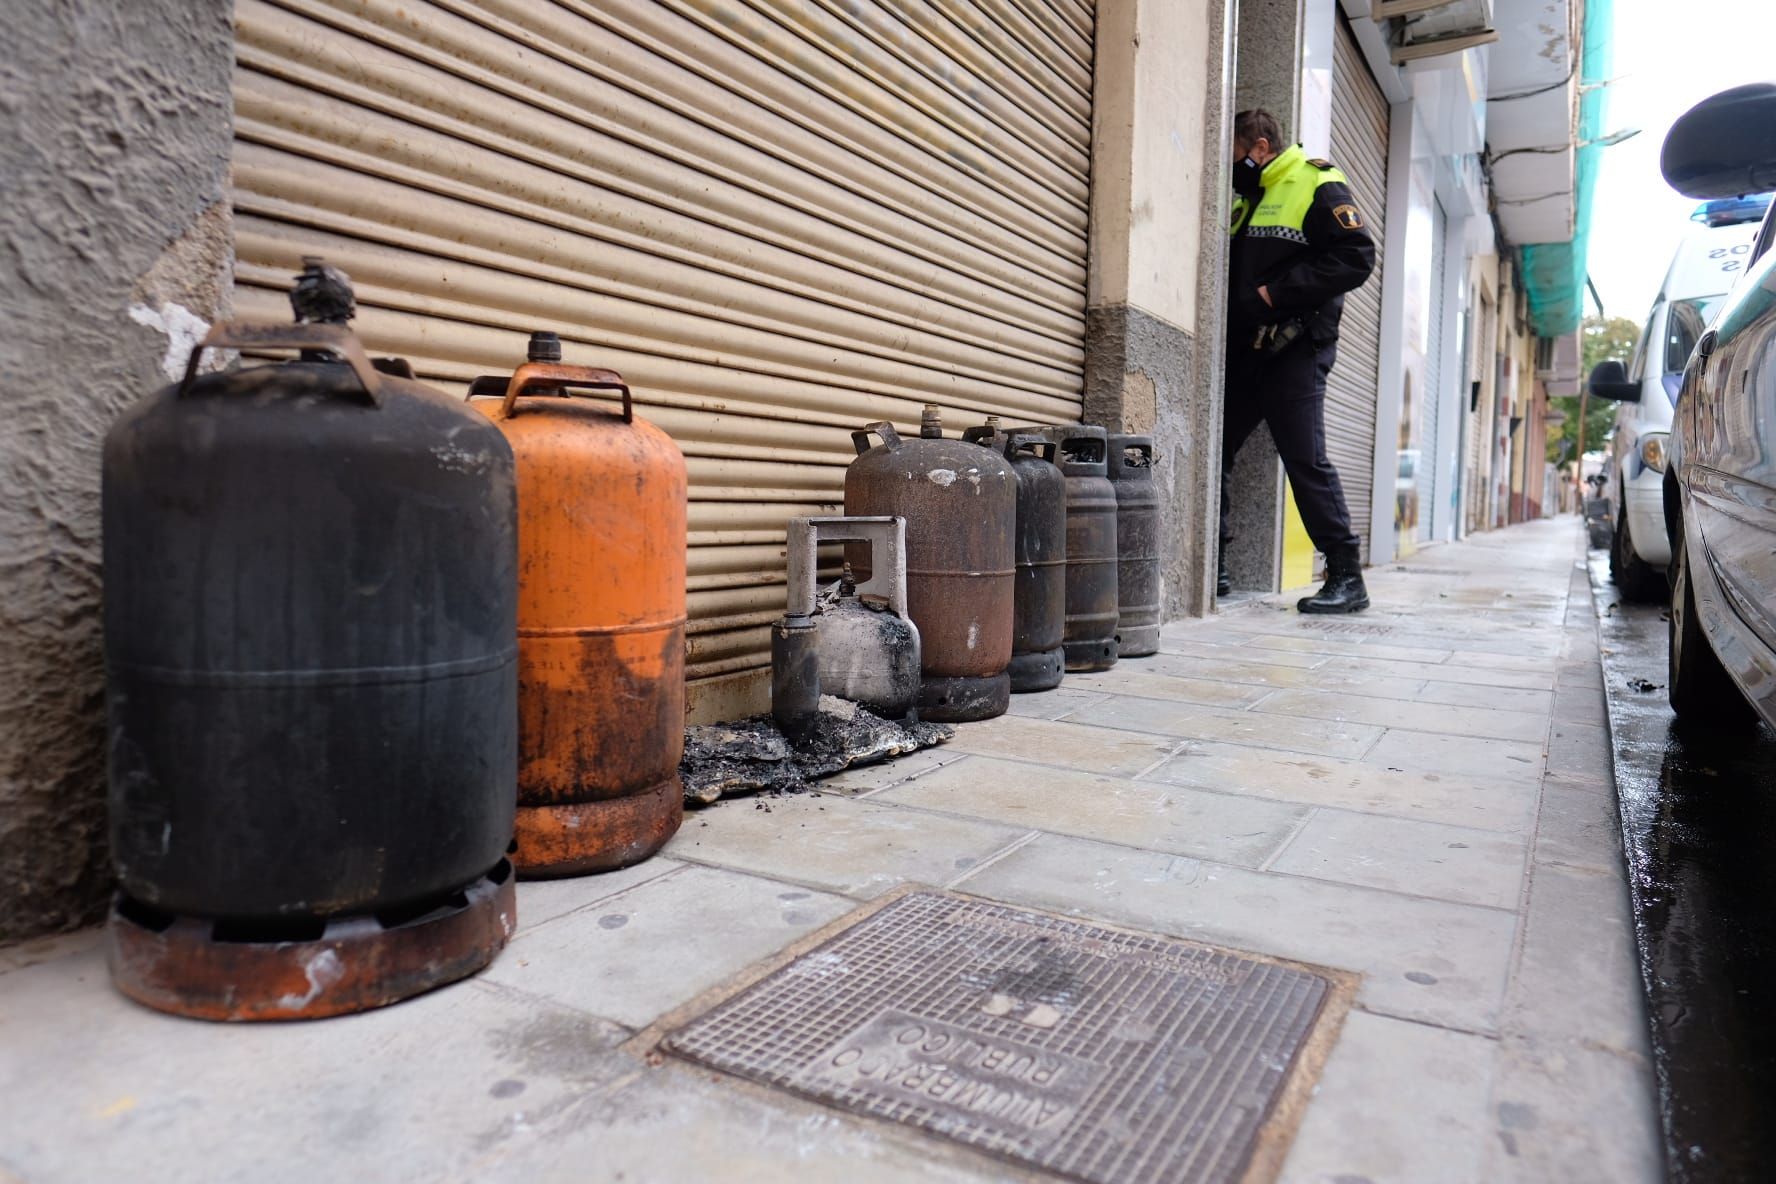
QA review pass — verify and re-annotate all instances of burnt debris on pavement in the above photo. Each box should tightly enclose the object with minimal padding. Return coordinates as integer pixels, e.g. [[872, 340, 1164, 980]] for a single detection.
[[680, 696, 954, 806]]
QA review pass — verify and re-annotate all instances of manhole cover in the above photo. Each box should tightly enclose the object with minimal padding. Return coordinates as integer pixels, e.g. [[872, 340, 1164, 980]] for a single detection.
[[660, 891, 1334, 1184], [1299, 620, 1394, 636]]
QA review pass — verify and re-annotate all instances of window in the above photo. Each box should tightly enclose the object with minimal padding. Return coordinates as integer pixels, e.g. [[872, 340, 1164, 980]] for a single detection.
[[1752, 205, 1776, 265], [1665, 297, 1720, 375], [1627, 307, 1656, 382]]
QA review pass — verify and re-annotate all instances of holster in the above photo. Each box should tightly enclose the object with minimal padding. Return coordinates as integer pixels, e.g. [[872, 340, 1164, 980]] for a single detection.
[[1251, 317, 1307, 356]]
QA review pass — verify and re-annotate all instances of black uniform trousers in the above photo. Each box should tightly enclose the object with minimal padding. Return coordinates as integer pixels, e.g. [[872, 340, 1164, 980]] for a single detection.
[[1219, 335, 1360, 554]]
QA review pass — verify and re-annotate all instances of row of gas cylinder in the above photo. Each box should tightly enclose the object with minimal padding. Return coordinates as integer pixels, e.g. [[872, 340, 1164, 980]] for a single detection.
[[771, 406, 1159, 736], [96, 259, 1159, 1024]]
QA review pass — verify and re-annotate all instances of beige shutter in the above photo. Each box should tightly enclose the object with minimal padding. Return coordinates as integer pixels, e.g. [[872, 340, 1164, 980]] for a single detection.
[[232, 0, 1093, 722], [1327, 15, 1387, 562]]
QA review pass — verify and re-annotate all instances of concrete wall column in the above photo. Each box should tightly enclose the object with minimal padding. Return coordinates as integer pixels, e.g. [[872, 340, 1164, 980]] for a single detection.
[[0, 1, 235, 942], [1085, 0, 1235, 618], [1220, 0, 1312, 593]]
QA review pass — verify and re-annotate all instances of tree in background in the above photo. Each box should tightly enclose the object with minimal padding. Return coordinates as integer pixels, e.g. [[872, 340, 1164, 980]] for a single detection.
[[1547, 315, 1640, 463]]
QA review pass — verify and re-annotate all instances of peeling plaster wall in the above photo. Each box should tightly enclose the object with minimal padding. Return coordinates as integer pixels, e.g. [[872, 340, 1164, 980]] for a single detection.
[[0, 1, 234, 943]]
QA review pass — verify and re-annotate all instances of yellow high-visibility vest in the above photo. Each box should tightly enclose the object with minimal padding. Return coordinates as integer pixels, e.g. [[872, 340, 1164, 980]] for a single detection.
[[1231, 145, 1350, 238]]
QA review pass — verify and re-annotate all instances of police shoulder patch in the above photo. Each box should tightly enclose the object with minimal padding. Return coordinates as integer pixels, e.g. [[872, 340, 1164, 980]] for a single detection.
[[1332, 203, 1364, 230]]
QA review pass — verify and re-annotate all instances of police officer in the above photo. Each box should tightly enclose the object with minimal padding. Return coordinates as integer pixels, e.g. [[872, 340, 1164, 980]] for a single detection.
[[1220, 109, 1375, 613]]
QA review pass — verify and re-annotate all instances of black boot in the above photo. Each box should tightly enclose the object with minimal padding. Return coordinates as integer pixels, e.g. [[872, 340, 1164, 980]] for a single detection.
[[1217, 552, 1232, 597], [1298, 547, 1368, 614]]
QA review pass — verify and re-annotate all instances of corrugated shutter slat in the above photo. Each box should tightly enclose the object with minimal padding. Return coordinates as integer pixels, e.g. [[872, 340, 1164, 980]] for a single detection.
[[1328, 16, 1386, 563], [233, 0, 1092, 721]]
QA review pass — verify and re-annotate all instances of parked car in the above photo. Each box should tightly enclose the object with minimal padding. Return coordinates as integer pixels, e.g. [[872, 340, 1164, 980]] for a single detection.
[[1590, 195, 1770, 601], [1637, 82, 1776, 727]]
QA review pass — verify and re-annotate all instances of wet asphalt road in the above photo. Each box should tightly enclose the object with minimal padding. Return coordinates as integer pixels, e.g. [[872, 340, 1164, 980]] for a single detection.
[[1592, 553, 1776, 1182]]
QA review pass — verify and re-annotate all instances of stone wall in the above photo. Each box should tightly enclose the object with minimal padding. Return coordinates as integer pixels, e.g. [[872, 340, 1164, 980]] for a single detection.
[[0, 0, 234, 942]]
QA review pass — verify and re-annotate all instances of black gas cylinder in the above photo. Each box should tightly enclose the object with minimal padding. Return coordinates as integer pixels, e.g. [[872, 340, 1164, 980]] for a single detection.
[[965, 419, 1066, 692], [102, 261, 519, 926], [1050, 424, 1119, 673], [1109, 434, 1161, 657]]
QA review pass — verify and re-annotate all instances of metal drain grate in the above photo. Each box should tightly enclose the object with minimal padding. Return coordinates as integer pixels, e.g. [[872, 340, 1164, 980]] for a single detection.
[[661, 891, 1331, 1184], [1298, 620, 1394, 636]]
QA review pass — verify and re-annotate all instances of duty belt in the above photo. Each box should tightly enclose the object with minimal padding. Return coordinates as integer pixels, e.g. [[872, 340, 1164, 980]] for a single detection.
[[1250, 317, 1307, 355]]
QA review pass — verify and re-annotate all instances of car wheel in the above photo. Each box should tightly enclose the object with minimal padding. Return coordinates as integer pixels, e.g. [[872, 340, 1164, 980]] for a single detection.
[[1668, 539, 1758, 729], [1611, 508, 1667, 603]]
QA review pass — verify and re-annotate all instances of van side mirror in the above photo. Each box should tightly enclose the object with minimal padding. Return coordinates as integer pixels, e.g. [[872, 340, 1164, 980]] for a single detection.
[[1588, 360, 1642, 403], [1662, 83, 1776, 199]]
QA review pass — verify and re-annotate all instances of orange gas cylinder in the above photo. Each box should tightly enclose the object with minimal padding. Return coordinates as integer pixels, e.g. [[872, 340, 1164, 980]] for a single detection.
[[469, 333, 687, 876]]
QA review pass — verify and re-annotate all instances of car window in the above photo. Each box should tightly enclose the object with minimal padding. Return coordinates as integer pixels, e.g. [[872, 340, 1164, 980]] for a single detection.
[[1665, 296, 1722, 374], [1753, 206, 1776, 265], [1628, 308, 1656, 382]]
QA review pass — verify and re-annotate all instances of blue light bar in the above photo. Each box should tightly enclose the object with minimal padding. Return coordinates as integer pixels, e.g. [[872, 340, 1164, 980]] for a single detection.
[[1692, 193, 1774, 227]]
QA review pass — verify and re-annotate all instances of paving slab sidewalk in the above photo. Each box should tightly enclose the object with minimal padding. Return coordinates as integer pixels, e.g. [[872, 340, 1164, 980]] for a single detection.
[[0, 519, 1659, 1184]]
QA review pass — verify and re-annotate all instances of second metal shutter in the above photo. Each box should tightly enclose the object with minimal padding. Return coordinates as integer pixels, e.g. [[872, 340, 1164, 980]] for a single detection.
[[1419, 199, 1447, 542], [1327, 16, 1387, 562], [232, 0, 1093, 722]]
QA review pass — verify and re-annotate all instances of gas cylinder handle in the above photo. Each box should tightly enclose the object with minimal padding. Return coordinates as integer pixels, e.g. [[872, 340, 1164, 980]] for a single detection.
[[1117, 439, 1155, 467], [178, 321, 382, 405], [852, 421, 901, 455], [494, 362, 633, 423], [1049, 426, 1107, 465], [1007, 430, 1057, 462]]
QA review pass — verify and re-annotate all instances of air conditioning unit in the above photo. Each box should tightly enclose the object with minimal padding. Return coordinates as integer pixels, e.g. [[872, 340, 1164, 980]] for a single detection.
[[1383, 0, 1498, 64], [1534, 332, 1580, 383]]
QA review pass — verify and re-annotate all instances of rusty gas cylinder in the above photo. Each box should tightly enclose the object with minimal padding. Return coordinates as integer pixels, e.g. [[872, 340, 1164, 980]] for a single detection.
[[772, 516, 921, 740], [1051, 424, 1119, 673], [964, 418, 1066, 693], [102, 259, 518, 1020], [469, 333, 687, 877], [1109, 434, 1162, 657], [845, 405, 1015, 721]]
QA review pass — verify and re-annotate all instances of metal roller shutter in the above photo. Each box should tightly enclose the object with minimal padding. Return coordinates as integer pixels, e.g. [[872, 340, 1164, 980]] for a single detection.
[[1327, 16, 1386, 563], [1419, 199, 1447, 542], [232, 0, 1093, 722]]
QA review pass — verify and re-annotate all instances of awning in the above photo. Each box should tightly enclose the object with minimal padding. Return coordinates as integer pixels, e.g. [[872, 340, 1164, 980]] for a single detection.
[[1518, 0, 1612, 336]]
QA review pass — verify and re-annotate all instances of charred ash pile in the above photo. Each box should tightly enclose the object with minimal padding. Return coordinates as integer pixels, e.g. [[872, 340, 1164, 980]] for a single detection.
[[679, 696, 952, 806]]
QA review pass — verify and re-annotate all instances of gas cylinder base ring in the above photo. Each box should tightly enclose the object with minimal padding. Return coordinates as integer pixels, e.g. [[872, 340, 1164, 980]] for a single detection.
[[106, 860, 517, 1022], [1116, 625, 1161, 658], [1007, 646, 1066, 693], [918, 672, 1011, 722], [512, 775, 684, 879], [1064, 638, 1121, 673]]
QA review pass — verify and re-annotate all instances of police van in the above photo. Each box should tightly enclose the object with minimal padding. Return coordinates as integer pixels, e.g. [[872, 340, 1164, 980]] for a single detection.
[[1599, 195, 1771, 600]]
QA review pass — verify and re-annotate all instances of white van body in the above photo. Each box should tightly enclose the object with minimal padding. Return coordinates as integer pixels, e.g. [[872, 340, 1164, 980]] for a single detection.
[[1608, 215, 1760, 578]]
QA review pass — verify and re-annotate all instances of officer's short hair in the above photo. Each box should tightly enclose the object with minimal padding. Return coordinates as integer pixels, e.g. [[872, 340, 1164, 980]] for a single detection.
[[1234, 109, 1284, 151]]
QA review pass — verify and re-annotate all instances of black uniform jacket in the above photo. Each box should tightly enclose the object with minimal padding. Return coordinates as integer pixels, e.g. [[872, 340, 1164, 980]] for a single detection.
[[1228, 145, 1377, 346]]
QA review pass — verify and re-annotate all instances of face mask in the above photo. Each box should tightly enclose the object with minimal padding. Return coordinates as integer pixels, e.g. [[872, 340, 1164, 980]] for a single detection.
[[1233, 155, 1264, 199]]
